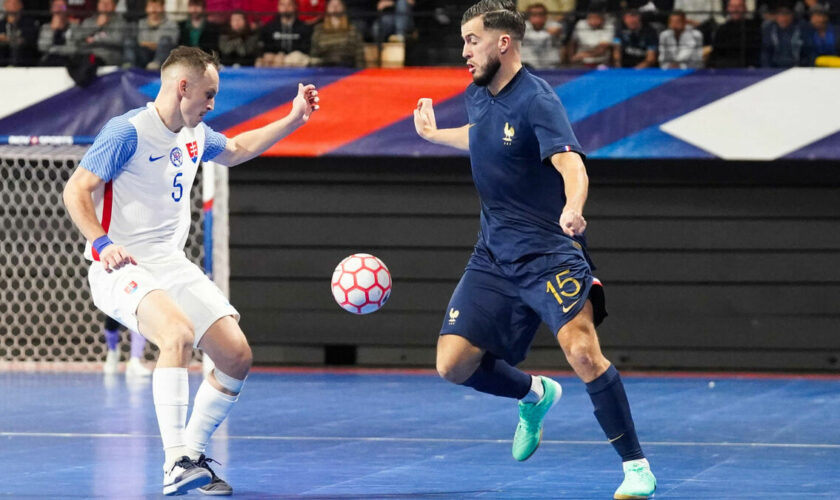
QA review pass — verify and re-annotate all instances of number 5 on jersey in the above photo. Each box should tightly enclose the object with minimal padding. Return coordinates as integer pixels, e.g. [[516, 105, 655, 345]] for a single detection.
[[171, 172, 183, 202], [546, 269, 581, 313]]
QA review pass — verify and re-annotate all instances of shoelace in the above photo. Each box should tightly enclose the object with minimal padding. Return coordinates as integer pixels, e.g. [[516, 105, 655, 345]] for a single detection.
[[169, 457, 196, 474], [197, 455, 223, 479]]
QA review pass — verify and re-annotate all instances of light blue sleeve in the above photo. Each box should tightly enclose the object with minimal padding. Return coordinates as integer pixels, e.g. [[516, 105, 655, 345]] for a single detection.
[[80, 115, 138, 181], [201, 123, 228, 162]]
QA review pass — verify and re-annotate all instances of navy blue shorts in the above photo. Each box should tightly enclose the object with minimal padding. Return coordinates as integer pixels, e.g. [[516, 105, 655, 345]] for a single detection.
[[440, 246, 607, 366]]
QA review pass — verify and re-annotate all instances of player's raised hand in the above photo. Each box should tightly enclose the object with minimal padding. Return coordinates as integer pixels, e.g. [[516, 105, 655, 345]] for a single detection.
[[559, 208, 586, 237], [414, 98, 438, 140], [291, 83, 319, 123], [100, 244, 137, 273]]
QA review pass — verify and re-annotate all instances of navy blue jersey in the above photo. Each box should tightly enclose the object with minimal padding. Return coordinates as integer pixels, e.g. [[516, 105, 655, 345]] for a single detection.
[[465, 67, 587, 264]]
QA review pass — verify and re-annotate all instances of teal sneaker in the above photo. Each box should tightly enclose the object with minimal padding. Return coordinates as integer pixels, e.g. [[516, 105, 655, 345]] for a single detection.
[[614, 459, 656, 499], [511, 376, 562, 461]]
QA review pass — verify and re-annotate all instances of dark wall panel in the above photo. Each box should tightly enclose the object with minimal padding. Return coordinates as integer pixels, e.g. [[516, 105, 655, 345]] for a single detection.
[[228, 157, 840, 371]]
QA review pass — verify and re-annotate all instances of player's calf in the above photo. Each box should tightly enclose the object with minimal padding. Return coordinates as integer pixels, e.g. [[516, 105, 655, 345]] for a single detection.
[[183, 368, 244, 494]]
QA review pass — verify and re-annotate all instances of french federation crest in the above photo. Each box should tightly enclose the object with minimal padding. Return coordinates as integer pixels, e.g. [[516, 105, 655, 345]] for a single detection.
[[169, 146, 183, 167], [186, 141, 198, 163], [503, 122, 515, 144]]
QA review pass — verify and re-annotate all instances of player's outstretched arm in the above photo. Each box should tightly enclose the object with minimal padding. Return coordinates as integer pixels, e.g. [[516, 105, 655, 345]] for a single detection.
[[413, 98, 470, 151], [551, 152, 589, 237], [63, 167, 137, 272], [213, 83, 319, 167]]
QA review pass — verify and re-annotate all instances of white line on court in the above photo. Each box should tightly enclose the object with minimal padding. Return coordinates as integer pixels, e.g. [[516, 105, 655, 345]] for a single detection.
[[2, 431, 838, 449]]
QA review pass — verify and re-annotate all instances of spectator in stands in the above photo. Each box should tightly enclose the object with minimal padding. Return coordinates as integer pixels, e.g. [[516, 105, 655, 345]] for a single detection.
[[117, 0, 147, 22], [613, 8, 658, 68], [517, 0, 574, 21], [673, 0, 725, 43], [71, 0, 128, 65], [256, 0, 312, 67], [219, 10, 259, 65], [371, 0, 414, 42], [298, 0, 326, 24], [202, 0, 236, 24], [521, 2, 562, 68], [0, 0, 40, 66], [794, 0, 835, 19], [659, 10, 704, 67], [569, 8, 614, 67], [164, 0, 189, 22], [809, 8, 840, 58], [38, 0, 77, 65], [67, 0, 96, 22], [178, 0, 221, 53], [710, 0, 761, 67], [761, 6, 813, 66], [244, 0, 279, 25], [130, 0, 179, 69], [310, 0, 364, 67]]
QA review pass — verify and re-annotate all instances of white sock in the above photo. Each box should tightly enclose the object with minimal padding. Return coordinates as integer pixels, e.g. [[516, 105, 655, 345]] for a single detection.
[[185, 378, 238, 459], [521, 375, 545, 403], [153, 367, 189, 469]]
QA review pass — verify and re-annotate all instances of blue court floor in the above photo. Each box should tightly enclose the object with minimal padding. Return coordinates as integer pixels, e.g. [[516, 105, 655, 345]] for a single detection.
[[1, 369, 839, 499]]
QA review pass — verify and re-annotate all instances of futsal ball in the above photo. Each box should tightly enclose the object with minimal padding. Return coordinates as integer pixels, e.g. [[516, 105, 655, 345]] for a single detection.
[[331, 253, 392, 314]]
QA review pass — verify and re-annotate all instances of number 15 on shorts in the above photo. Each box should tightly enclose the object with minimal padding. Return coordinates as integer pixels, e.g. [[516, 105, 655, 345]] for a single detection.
[[546, 270, 581, 313]]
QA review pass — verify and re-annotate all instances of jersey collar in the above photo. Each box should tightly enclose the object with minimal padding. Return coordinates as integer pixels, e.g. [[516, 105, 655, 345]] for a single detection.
[[147, 102, 180, 139], [486, 66, 527, 100]]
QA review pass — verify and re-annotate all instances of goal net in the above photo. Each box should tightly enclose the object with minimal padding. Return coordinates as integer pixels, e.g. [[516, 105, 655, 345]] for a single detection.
[[0, 145, 229, 371]]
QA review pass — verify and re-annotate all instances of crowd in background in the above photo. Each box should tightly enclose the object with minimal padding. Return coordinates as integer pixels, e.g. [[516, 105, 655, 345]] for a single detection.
[[1, 0, 838, 68], [0, 0, 414, 67], [520, 0, 840, 68]]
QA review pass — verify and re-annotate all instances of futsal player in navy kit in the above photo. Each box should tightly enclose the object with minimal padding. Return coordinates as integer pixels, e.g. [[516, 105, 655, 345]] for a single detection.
[[413, 1, 656, 498]]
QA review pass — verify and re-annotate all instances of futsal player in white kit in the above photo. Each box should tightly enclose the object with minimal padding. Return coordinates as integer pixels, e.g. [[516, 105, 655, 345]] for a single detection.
[[62, 47, 319, 496]]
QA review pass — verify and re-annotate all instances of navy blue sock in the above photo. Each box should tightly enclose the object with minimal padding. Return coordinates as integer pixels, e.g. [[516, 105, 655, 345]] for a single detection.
[[586, 364, 645, 461], [461, 353, 531, 400]]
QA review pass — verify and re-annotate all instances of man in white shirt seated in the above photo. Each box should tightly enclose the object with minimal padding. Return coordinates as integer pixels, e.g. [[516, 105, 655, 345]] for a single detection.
[[659, 10, 704, 68], [569, 9, 614, 67], [521, 2, 563, 68]]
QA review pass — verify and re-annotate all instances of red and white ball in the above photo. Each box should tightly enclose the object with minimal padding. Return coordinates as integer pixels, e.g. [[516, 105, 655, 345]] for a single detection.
[[331, 253, 392, 314]]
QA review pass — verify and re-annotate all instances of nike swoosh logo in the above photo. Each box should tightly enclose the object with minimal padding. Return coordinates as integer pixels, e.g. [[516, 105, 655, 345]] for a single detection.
[[561, 299, 580, 314], [608, 433, 625, 443], [149, 155, 164, 162]]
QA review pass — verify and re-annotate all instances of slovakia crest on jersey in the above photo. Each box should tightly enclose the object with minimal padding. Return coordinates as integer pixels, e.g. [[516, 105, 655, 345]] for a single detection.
[[186, 141, 198, 163], [170, 146, 183, 167]]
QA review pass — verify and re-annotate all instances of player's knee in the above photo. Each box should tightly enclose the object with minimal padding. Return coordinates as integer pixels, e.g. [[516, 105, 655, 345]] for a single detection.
[[232, 340, 253, 375], [216, 337, 252, 379], [565, 341, 598, 372], [436, 357, 472, 384], [158, 319, 195, 354]]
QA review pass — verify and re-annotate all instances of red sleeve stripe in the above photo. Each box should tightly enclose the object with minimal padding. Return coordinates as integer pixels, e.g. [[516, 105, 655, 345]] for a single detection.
[[91, 181, 113, 262]]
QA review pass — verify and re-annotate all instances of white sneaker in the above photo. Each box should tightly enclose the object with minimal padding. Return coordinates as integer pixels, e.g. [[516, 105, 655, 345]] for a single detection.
[[103, 350, 120, 374], [163, 456, 212, 496], [126, 357, 152, 377]]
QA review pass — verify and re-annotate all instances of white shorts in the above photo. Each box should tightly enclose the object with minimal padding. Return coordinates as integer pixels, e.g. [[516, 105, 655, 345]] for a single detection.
[[88, 252, 240, 347]]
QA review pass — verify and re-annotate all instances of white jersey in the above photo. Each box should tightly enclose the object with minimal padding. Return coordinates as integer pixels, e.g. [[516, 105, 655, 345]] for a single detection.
[[80, 102, 227, 261]]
